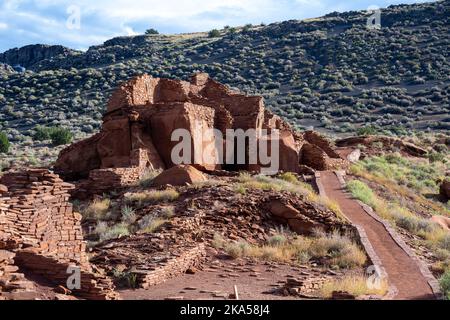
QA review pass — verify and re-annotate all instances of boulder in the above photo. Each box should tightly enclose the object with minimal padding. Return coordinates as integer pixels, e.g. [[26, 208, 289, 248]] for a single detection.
[[268, 198, 324, 235], [303, 131, 340, 158], [440, 179, 450, 200], [300, 143, 329, 171], [152, 165, 207, 187], [431, 215, 450, 231], [54, 133, 103, 179], [0, 184, 7, 194]]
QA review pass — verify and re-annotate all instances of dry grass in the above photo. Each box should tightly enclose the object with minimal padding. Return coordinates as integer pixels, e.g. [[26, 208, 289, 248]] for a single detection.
[[320, 275, 389, 298], [139, 217, 167, 234], [83, 198, 111, 220], [347, 178, 450, 265], [215, 231, 366, 269], [350, 159, 448, 215], [236, 173, 346, 221], [138, 169, 163, 188], [124, 189, 179, 206]]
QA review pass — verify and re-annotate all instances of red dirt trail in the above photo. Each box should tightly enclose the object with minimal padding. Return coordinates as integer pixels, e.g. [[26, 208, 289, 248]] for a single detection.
[[320, 171, 435, 300]]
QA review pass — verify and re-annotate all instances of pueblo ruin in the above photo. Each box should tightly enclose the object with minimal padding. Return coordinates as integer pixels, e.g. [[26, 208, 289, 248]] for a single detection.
[[1, 74, 356, 300], [54, 73, 349, 196]]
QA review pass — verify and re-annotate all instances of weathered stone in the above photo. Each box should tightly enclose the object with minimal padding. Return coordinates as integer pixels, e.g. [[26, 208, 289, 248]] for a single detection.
[[440, 179, 450, 200], [431, 215, 450, 231], [152, 165, 207, 187]]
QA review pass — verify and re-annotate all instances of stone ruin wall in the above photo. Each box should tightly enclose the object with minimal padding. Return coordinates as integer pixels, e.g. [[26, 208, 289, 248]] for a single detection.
[[0, 169, 118, 300], [55, 73, 349, 196]]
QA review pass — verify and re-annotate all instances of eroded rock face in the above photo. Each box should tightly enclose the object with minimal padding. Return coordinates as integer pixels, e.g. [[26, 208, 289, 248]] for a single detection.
[[55, 73, 347, 193], [152, 165, 207, 187]]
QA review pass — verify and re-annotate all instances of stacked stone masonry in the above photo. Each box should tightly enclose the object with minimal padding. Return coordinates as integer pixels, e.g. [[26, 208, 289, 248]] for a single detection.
[[0, 169, 118, 300]]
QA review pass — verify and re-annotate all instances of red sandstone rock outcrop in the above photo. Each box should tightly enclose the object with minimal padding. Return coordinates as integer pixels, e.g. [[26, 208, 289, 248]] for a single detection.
[[0, 169, 118, 300], [152, 165, 207, 187], [55, 73, 347, 194], [336, 136, 428, 157]]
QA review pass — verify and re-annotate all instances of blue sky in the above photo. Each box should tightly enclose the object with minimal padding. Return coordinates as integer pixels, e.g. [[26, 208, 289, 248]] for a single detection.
[[0, 0, 431, 52]]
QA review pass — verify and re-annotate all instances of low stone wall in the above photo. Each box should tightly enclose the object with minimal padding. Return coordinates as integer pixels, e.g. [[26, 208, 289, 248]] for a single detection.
[[73, 167, 141, 199], [135, 244, 207, 289], [0, 249, 36, 300]]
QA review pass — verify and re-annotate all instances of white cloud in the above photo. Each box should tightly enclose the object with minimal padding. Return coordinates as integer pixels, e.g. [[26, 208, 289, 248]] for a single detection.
[[0, 23, 8, 30]]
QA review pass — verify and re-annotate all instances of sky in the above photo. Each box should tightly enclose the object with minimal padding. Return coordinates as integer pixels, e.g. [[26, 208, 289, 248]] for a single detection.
[[0, 0, 432, 52]]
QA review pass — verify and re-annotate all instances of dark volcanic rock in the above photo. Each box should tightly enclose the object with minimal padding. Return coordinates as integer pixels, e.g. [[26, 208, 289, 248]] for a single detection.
[[0, 44, 77, 69]]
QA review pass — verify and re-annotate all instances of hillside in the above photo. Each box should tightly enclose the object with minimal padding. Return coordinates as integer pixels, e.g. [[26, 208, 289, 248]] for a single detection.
[[0, 0, 449, 167]]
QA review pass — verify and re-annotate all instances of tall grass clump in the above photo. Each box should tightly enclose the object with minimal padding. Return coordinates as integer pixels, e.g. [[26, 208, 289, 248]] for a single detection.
[[124, 189, 179, 206], [440, 270, 450, 300], [83, 198, 111, 220], [217, 231, 366, 269], [320, 275, 388, 298]]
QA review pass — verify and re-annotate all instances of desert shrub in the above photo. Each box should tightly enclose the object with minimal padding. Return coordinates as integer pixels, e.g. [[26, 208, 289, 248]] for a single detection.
[[356, 126, 378, 136], [160, 206, 175, 218], [145, 28, 159, 35], [224, 241, 251, 259], [347, 180, 377, 208], [138, 215, 167, 233], [440, 270, 450, 300], [121, 205, 136, 224], [320, 275, 388, 298], [138, 169, 163, 188], [49, 127, 73, 146], [0, 132, 10, 153], [221, 232, 365, 269], [83, 198, 111, 220], [428, 152, 446, 163], [112, 269, 138, 289], [308, 232, 367, 269], [34, 126, 52, 141], [208, 29, 221, 38], [279, 172, 299, 184], [124, 189, 179, 206], [98, 222, 130, 242]]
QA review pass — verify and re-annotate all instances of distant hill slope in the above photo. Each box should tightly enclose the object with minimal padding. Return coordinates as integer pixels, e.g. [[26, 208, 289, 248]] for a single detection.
[[0, 1, 448, 153], [0, 44, 78, 69]]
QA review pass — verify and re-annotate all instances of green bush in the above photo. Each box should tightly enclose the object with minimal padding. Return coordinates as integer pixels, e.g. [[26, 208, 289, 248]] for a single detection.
[[50, 127, 73, 146], [34, 126, 52, 141], [145, 28, 159, 35], [440, 270, 450, 300], [34, 126, 73, 145], [346, 180, 376, 208], [0, 132, 10, 153], [356, 126, 378, 136], [208, 29, 221, 38]]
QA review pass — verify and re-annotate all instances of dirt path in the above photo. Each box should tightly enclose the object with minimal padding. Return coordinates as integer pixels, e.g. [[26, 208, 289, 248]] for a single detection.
[[319, 171, 435, 300]]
